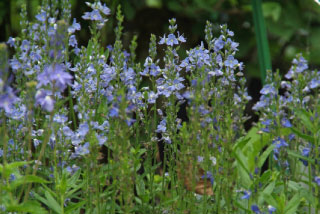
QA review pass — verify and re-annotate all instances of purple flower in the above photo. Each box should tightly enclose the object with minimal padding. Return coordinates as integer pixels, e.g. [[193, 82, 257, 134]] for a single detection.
[[35, 90, 55, 112], [35, 11, 46, 22], [78, 122, 89, 137], [166, 34, 179, 46], [309, 78, 320, 89], [21, 40, 30, 52], [177, 32, 186, 43], [38, 64, 72, 91], [214, 36, 225, 52], [281, 118, 292, 128], [260, 84, 276, 95], [251, 205, 261, 214], [197, 156, 204, 162], [294, 56, 308, 73], [109, 106, 119, 117], [148, 91, 158, 104], [241, 190, 251, 200], [225, 55, 238, 69], [201, 171, 214, 185], [68, 18, 81, 34], [69, 35, 78, 47], [315, 176, 320, 186], [98, 3, 111, 15], [268, 205, 276, 214], [82, 9, 103, 21], [300, 147, 310, 166], [0, 90, 18, 113], [7, 37, 15, 48], [74, 142, 90, 156], [156, 119, 167, 133], [10, 58, 21, 70]]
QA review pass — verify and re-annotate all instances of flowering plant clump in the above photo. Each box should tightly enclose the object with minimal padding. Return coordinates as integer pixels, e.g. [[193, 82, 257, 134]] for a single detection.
[[0, 1, 320, 213]]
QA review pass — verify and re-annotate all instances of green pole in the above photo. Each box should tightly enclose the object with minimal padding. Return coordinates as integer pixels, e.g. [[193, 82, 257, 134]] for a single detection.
[[251, 0, 272, 85]]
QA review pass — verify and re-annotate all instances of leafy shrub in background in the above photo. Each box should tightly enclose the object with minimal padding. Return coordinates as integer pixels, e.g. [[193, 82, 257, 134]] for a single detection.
[[0, 0, 320, 213]]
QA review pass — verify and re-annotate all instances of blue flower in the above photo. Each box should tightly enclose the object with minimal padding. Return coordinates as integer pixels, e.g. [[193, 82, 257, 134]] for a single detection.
[[251, 205, 261, 213], [177, 32, 186, 43], [315, 176, 320, 186], [69, 35, 77, 47], [309, 78, 320, 89], [272, 137, 288, 160], [225, 55, 238, 69], [82, 9, 103, 21], [7, 37, 16, 48], [201, 171, 214, 185], [214, 36, 224, 52], [268, 205, 276, 214], [0, 87, 18, 113], [75, 142, 90, 156], [281, 118, 292, 128], [148, 91, 158, 104], [35, 90, 55, 112], [38, 64, 73, 91], [109, 106, 119, 117], [167, 34, 179, 46], [78, 122, 89, 137], [68, 18, 81, 34], [156, 119, 167, 133], [294, 56, 308, 73], [299, 146, 310, 164], [260, 84, 276, 95], [241, 190, 251, 200], [35, 11, 46, 22], [10, 58, 21, 70], [21, 40, 30, 52]]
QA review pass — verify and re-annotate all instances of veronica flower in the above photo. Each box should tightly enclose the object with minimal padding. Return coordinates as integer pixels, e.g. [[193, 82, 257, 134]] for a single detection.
[[251, 205, 261, 214], [315, 176, 320, 186], [7, 37, 16, 48], [214, 36, 225, 52], [241, 190, 251, 200], [268, 205, 276, 214], [68, 18, 81, 34], [74, 142, 90, 156], [281, 117, 292, 128], [156, 119, 167, 133], [35, 11, 46, 22], [35, 90, 55, 112], [38, 64, 73, 91], [225, 55, 238, 69], [201, 171, 214, 185], [0, 87, 18, 113]]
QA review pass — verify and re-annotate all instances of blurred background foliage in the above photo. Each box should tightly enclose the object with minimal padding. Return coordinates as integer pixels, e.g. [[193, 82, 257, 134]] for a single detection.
[[1, 0, 320, 103]]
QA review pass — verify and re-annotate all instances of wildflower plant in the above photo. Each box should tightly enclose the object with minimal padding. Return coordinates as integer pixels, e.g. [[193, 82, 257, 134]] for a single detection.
[[1, 0, 320, 213]]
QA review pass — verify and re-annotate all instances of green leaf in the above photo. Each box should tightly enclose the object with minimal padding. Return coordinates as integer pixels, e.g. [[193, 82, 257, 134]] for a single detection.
[[261, 192, 278, 208], [233, 150, 252, 187], [6, 200, 48, 214], [65, 201, 86, 214], [251, 0, 272, 84], [290, 128, 314, 143], [287, 150, 315, 165], [284, 193, 302, 214], [45, 191, 62, 214], [258, 144, 275, 168], [262, 2, 282, 22], [0, 161, 32, 177], [294, 109, 314, 132], [259, 181, 275, 205], [10, 175, 50, 190]]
